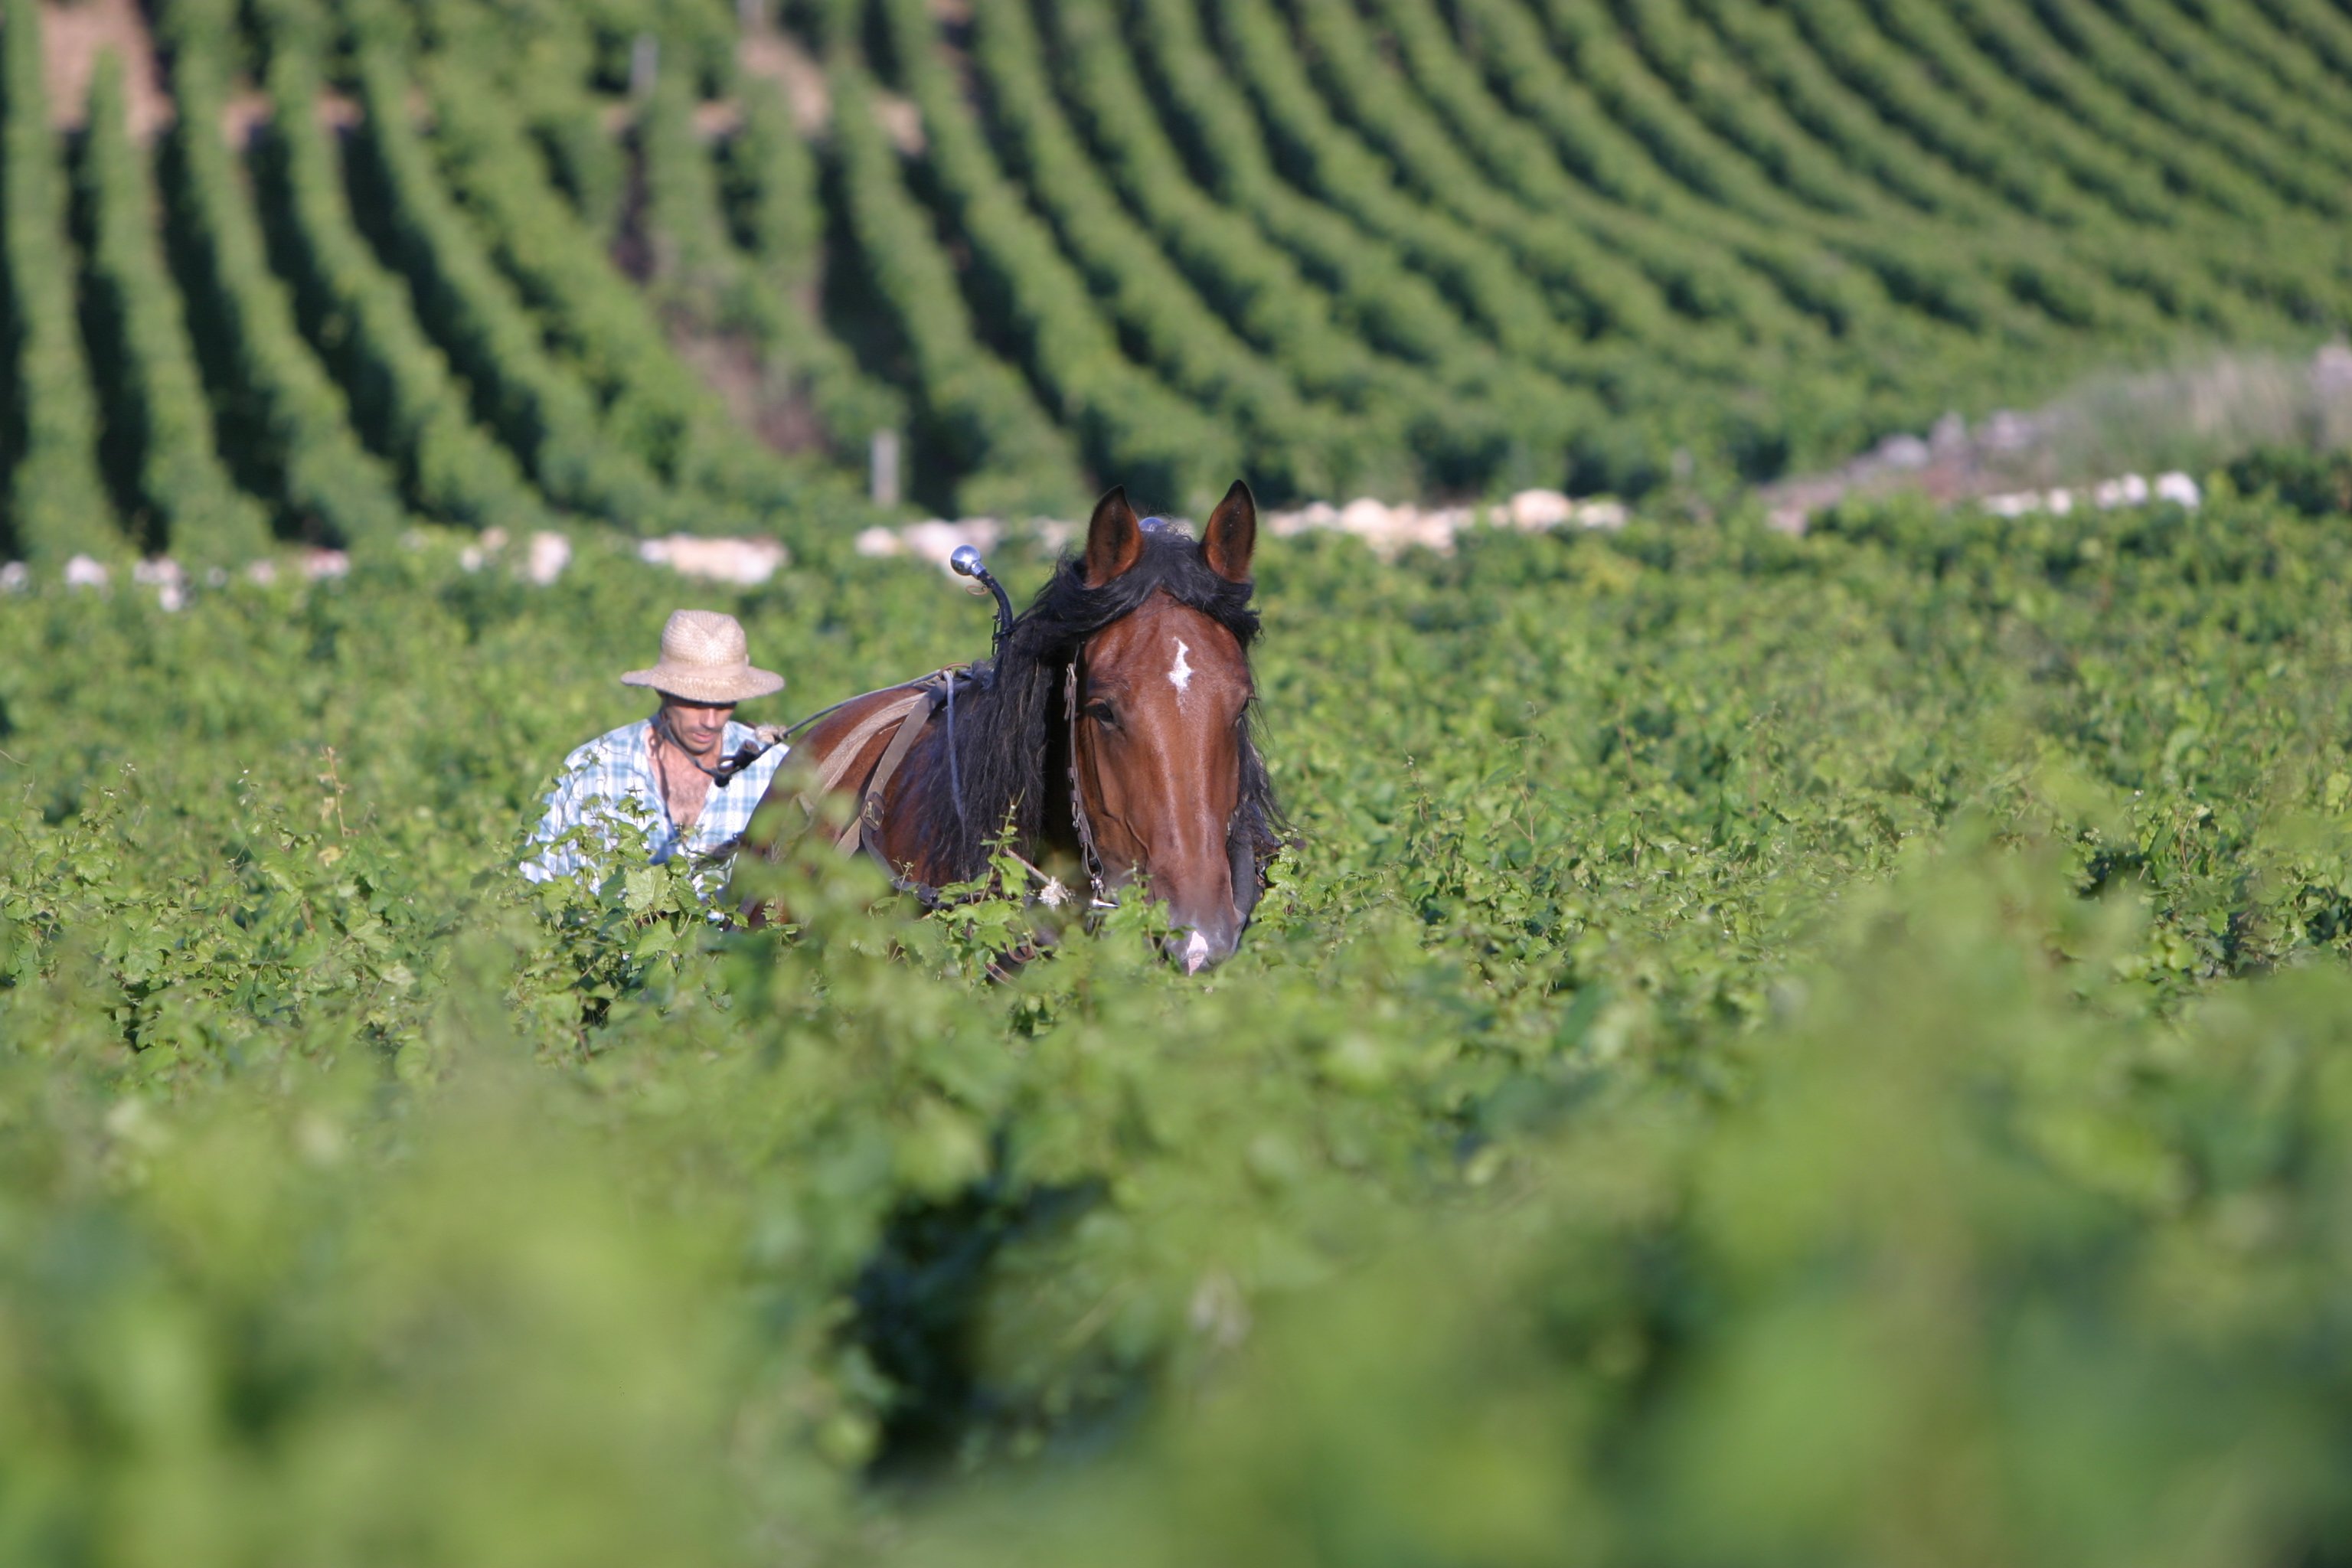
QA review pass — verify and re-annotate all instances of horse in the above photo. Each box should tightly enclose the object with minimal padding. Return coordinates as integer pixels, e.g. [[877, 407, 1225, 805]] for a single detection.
[[736, 481, 1282, 972]]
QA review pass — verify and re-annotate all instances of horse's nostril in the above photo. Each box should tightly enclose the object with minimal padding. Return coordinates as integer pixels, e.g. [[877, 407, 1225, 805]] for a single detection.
[[1166, 926, 1231, 975]]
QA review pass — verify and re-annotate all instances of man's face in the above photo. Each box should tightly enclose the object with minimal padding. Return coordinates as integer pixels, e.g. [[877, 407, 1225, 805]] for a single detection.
[[660, 694, 737, 756]]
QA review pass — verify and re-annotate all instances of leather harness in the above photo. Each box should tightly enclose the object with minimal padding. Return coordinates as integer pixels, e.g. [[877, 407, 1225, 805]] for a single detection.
[[798, 660, 1269, 920], [793, 669, 962, 892]]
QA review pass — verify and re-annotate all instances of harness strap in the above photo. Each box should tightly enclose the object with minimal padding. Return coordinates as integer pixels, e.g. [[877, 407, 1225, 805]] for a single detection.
[[790, 667, 965, 894], [779, 661, 1269, 926], [1064, 658, 1115, 908], [810, 691, 929, 800], [853, 691, 938, 861]]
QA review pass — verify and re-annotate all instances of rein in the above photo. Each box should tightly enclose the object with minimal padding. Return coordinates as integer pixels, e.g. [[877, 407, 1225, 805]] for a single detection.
[[736, 554, 1271, 933], [650, 710, 752, 788], [675, 687, 900, 789], [1063, 657, 1117, 911], [812, 651, 1213, 917]]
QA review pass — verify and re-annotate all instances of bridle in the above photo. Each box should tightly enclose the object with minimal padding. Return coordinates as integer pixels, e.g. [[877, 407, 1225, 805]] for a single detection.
[[718, 586, 1271, 932], [1062, 648, 1266, 924], [1063, 657, 1119, 911]]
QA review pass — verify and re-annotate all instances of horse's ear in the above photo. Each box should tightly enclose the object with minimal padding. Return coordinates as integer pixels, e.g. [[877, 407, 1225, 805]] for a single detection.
[[1083, 485, 1145, 586], [1200, 479, 1256, 583]]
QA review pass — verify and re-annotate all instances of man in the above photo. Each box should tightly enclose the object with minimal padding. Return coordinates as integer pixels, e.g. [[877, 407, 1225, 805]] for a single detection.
[[524, 609, 791, 885]]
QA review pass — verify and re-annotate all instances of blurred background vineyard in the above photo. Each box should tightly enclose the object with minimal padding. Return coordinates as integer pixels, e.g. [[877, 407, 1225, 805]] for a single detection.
[[9, 1, 2352, 1566], [1, 0, 2350, 556]]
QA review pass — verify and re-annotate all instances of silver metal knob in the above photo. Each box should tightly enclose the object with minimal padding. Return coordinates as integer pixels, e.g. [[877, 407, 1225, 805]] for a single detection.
[[949, 544, 986, 578]]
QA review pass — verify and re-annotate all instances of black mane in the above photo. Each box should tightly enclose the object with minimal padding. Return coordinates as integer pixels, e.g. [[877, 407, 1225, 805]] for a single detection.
[[913, 531, 1283, 883]]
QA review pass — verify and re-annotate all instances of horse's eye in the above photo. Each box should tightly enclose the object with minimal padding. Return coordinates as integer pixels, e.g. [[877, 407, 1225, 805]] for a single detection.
[[1085, 699, 1119, 727]]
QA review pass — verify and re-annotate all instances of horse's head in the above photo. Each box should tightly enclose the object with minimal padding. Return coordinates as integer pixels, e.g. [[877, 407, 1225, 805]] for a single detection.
[[1071, 482, 1269, 973]]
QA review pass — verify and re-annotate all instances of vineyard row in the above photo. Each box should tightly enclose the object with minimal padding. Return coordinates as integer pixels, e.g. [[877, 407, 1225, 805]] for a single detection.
[[1, 0, 2347, 564]]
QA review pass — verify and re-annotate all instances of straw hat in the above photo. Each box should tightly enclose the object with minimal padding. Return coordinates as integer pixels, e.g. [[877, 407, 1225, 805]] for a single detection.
[[620, 609, 785, 704]]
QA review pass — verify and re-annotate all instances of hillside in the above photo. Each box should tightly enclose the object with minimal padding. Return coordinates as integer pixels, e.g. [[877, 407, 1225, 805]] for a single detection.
[[3, 0, 2347, 565]]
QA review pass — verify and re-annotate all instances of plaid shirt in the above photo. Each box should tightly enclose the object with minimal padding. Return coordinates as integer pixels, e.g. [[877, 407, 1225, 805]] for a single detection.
[[522, 718, 790, 885]]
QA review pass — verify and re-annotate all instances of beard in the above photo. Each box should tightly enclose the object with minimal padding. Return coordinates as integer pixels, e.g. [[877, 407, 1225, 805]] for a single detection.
[[660, 710, 729, 757]]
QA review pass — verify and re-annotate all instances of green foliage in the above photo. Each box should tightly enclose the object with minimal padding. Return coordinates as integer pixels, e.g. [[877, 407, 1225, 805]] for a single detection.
[[6, 2, 2352, 1546], [340, 34, 689, 532], [870, 0, 1240, 515], [1, 0, 116, 562], [5, 0, 2347, 555], [720, 71, 820, 285], [414, 52, 850, 521], [823, 59, 1085, 517], [7, 489, 2352, 1561], [2228, 446, 2352, 516], [902, 844, 2352, 1568], [153, 0, 407, 550], [964, 0, 1351, 501], [1122, 0, 1597, 489], [638, 59, 906, 466], [1045, 0, 1547, 495], [75, 55, 272, 566], [248, 18, 557, 534]]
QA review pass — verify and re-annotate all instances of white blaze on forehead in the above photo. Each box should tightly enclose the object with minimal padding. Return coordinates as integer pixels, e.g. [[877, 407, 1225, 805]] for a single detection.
[[1167, 638, 1194, 697]]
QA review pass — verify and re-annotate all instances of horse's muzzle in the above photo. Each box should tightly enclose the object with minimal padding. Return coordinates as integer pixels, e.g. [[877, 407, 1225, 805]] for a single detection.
[[1165, 920, 1240, 975]]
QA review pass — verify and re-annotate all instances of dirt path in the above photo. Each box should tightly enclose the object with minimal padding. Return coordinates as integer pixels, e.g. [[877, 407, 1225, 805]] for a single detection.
[[737, 26, 830, 136], [1759, 345, 2352, 531], [38, 0, 171, 136], [737, 20, 923, 152]]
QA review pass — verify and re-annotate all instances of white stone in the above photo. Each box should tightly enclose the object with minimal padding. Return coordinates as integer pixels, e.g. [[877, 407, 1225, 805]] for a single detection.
[[245, 559, 279, 586], [1402, 508, 1459, 554], [134, 558, 188, 612], [900, 518, 1001, 572], [1336, 496, 1392, 537], [524, 531, 572, 585], [1984, 493, 2040, 518], [2092, 473, 2150, 508], [64, 554, 109, 589], [849, 495, 1641, 567], [1508, 488, 1576, 530], [2046, 488, 2074, 516], [0, 561, 28, 593], [638, 534, 789, 586], [302, 549, 350, 580], [2154, 471, 2201, 508]]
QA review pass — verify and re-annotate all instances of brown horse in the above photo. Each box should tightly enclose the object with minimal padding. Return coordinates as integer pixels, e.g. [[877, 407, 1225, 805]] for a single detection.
[[738, 482, 1282, 971]]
